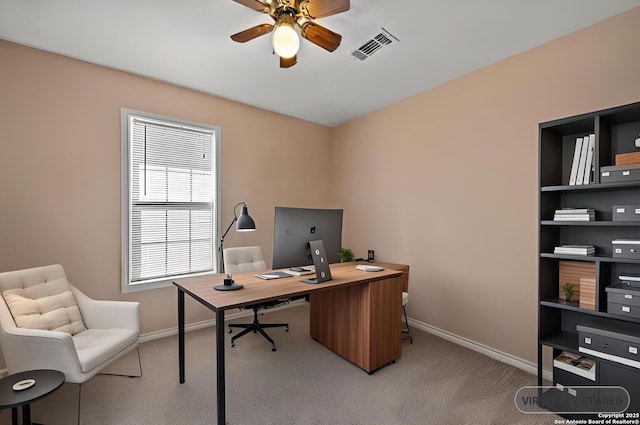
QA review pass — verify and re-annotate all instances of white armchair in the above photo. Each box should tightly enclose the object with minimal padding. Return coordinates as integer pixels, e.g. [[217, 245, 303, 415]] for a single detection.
[[0, 264, 140, 384]]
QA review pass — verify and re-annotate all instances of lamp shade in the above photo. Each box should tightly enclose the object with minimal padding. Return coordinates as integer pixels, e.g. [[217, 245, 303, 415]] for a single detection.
[[236, 205, 256, 231]]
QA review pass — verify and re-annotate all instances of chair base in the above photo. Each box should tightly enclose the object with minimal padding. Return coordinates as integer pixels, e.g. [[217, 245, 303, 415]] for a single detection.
[[402, 305, 413, 344], [228, 308, 288, 351]]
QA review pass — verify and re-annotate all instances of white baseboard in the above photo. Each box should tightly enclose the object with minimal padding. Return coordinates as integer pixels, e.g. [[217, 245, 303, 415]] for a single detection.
[[1, 303, 552, 383], [407, 317, 552, 382]]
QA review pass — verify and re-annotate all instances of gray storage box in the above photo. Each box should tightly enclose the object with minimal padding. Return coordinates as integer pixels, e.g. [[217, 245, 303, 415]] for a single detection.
[[601, 164, 640, 183], [613, 205, 640, 222], [607, 285, 640, 306], [578, 324, 640, 369], [612, 239, 640, 259], [606, 285, 640, 319]]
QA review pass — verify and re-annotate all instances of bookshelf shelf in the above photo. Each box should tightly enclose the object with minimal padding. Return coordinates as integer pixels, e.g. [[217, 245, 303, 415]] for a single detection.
[[541, 300, 640, 325], [538, 101, 640, 414], [540, 253, 640, 264], [540, 331, 578, 352], [541, 220, 640, 227], [541, 181, 640, 193]]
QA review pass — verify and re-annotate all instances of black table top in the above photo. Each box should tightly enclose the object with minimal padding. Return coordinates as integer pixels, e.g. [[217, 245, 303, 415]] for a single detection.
[[0, 369, 65, 409]]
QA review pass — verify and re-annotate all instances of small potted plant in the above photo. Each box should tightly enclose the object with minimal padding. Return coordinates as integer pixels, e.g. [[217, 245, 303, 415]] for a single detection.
[[337, 247, 354, 263], [563, 283, 574, 301]]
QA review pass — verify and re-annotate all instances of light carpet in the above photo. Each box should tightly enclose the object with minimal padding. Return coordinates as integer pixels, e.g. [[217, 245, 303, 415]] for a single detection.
[[0, 303, 559, 424]]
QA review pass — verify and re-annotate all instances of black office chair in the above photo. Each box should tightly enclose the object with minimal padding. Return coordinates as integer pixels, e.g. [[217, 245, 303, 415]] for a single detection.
[[402, 291, 413, 343], [223, 246, 290, 351]]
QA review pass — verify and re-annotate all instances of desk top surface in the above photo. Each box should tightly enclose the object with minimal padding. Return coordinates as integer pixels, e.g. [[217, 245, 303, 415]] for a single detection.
[[173, 262, 403, 311]]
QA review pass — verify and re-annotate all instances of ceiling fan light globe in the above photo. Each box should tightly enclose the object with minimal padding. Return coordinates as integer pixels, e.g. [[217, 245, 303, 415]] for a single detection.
[[273, 24, 299, 59]]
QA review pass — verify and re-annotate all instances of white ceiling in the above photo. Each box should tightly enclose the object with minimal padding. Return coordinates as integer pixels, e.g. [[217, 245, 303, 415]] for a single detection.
[[1, 0, 639, 127]]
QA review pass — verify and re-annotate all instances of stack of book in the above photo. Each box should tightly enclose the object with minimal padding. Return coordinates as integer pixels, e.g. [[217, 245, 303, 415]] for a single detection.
[[569, 134, 595, 185], [554, 245, 596, 256], [553, 208, 595, 221]]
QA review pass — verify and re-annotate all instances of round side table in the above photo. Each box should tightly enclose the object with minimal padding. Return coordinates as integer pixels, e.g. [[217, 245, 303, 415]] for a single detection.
[[0, 369, 65, 425]]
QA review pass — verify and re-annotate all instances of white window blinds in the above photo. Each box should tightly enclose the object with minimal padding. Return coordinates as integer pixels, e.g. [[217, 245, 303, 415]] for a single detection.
[[123, 111, 218, 290]]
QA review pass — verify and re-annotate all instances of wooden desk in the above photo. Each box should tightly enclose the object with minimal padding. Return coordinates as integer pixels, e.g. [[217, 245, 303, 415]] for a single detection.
[[174, 262, 405, 425]]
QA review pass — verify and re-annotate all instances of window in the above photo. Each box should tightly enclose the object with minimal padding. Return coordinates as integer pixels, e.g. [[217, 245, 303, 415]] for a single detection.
[[121, 109, 220, 292]]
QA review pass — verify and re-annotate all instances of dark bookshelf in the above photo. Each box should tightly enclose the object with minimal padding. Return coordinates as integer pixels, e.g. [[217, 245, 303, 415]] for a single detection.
[[538, 101, 640, 414]]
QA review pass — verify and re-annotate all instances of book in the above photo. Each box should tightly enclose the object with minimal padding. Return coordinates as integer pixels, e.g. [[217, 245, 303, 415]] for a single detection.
[[553, 215, 595, 221], [255, 271, 292, 280], [356, 265, 384, 272], [554, 351, 596, 381], [569, 137, 584, 185], [582, 134, 595, 185], [576, 136, 589, 185], [554, 247, 595, 253], [554, 245, 595, 251], [286, 267, 314, 276], [619, 274, 640, 289], [553, 208, 595, 221], [554, 245, 595, 255], [554, 208, 594, 214]]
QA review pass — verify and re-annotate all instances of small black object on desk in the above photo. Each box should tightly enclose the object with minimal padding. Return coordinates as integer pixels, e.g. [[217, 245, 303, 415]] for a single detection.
[[214, 273, 244, 291], [0, 369, 65, 425]]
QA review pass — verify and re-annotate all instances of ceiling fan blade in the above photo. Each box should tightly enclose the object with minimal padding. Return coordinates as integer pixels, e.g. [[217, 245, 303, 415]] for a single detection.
[[300, 0, 350, 19], [300, 22, 342, 52], [232, 0, 269, 12], [230, 23, 274, 43], [280, 55, 297, 68]]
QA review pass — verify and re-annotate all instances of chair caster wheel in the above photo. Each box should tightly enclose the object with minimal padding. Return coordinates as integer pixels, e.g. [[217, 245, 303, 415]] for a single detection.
[[231, 343, 235, 347], [272, 347, 276, 352], [228, 328, 232, 333], [285, 328, 289, 332]]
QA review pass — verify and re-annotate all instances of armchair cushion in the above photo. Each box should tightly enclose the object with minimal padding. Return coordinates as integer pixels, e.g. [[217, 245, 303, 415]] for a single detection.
[[3, 282, 87, 335], [73, 328, 138, 373]]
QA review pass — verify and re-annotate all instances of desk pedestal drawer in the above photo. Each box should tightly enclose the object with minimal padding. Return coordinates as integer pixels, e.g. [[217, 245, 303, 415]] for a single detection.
[[310, 276, 403, 373]]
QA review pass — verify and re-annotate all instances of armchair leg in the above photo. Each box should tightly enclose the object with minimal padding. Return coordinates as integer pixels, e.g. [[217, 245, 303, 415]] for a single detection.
[[74, 347, 141, 424], [77, 383, 82, 425], [99, 347, 143, 378]]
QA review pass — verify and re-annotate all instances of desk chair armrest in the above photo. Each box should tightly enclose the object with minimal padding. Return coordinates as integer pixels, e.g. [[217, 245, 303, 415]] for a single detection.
[[71, 287, 140, 332]]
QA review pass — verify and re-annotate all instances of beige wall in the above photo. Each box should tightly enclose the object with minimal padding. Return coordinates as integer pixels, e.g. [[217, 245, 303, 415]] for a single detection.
[[1, 5, 640, 371], [0, 40, 332, 342], [331, 6, 640, 364]]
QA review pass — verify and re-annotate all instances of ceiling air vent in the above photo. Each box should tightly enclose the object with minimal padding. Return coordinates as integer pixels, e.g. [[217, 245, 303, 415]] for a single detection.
[[351, 27, 398, 61]]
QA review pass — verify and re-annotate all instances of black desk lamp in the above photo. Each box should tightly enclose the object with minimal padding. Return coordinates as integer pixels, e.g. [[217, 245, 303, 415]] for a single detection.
[[215, 202, 256, 291]]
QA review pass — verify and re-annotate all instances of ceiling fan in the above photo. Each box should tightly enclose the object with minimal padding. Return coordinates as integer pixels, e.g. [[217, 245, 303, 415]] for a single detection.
[[230, 0, 350, 68]]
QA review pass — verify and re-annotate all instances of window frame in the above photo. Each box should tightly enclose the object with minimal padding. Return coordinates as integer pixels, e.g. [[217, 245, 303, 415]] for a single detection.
[[120, 108, 221, 293]]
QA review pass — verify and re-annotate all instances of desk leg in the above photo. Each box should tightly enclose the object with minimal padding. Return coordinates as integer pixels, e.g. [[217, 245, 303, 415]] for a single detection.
[[178, 289, 185, 384], [216, 308, 225, 425], [11, 407, 17, 425]]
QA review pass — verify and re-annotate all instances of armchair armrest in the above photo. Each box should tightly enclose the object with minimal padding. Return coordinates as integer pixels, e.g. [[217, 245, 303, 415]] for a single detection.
[[71, 286, 139, 332], [0, 325, 83, 379]]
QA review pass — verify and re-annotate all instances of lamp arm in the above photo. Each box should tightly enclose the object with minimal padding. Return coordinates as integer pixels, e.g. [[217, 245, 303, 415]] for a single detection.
[[218, 216, 237, 252], [217, 202, 245, 252]]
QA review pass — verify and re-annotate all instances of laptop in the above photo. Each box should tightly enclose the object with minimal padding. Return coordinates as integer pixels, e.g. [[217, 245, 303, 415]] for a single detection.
[[301, 240, 333, 284]]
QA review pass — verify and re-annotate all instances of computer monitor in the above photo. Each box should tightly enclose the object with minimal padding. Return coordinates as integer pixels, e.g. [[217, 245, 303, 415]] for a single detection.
[[272, 207, 343, 270]]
